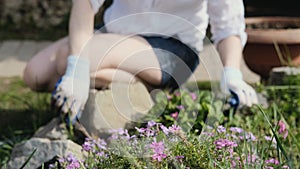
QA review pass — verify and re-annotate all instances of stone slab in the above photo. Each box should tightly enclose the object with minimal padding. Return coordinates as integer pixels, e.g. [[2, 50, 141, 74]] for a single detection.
[[80, 82, 154, 137], [16, 41, 41, 61], [0, 40, 52, 77], [7, 138, 85, 169], [0, 40, 22, 61]]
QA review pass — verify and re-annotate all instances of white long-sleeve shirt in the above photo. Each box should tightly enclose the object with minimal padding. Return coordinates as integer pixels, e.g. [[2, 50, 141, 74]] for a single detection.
[[89, 0, 247, 52]]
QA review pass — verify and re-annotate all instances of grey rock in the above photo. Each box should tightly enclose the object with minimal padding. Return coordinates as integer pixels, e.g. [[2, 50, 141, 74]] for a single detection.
[[7, 138, 85, 169], [80, 82, 154, 137], [269, 66, 300, 85], [257, 93, 269, 108], [33, 117, 69, 140]]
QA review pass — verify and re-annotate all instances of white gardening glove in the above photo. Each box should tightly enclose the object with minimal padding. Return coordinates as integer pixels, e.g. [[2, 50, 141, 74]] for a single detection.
[[52, 55, 90, 123], [220, 67, 258, 107]]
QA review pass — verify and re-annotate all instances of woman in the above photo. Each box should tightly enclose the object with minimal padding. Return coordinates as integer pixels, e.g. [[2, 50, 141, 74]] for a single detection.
[[23, 0, 258, 120]]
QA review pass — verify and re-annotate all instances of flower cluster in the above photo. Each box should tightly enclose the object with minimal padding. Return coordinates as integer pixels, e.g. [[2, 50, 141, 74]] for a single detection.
[[82, 137, 107, 158], [135, 121, 181, 137], [47, 122, 291, 169], [214, 138, 238, 149], [202, 125, 290, 168], [149, 141, 167, 162], [49, 154, 81, 169]]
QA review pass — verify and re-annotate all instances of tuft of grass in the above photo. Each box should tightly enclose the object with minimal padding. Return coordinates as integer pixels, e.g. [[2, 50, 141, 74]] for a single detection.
[[0, 77, 55, 167]]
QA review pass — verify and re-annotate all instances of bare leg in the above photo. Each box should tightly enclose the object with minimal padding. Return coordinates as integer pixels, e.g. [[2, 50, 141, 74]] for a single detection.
[[91, 68, 155, 90], [23, 37, 69, 92], [91, 68, 138, 87], [23, 33, 162, 92]]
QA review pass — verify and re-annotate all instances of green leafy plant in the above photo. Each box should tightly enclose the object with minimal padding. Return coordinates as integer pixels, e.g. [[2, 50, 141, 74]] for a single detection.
[[47, 87, 298, 169]]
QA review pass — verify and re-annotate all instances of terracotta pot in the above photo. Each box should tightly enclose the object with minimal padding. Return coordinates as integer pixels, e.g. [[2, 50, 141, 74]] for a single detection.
[[243, 17, 300, 79]]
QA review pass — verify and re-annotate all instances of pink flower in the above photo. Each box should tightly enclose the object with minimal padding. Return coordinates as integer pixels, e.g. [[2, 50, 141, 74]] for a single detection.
[[265, 158, 279, 165], [135, 127, 146, 133], [278, 120, 288, 139], [149, 141, 167, 162], [150, 141, 165, 153], [66, 162, 80, 169], [168, 124, 181, 133], [135, 126, 155, 137], [231, 160, 237, 168], [95, 138, 107, 150], [65, 154, 80, 169], [176, 105, 184, 110], [230, 127, 244, 133], [160, 125, 169, 135], [82, 141, 92, 152], [175, 155, 184, 159], [190, 92, 197, 101], [247, 132, 257, 141], [152, 153, 167, 162], [145, 128, 156, 137], [283, 130, 288, 139], [214, 138, 237, 149], [264, 136, 272, 141], [278, 121, 286, 133], [174, 91, 181, 96], [147, 120, 157, 128], [239, 132, 257, 141], [243, 154, 259, 165], [264, 136, 277, 146], [217, 125, 226, 133], [171, 112, 179, 119], [167, 94, 172, 100]]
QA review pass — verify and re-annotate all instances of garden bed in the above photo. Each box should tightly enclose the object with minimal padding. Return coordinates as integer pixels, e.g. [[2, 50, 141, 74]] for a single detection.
[[0, 77, 300, 168]]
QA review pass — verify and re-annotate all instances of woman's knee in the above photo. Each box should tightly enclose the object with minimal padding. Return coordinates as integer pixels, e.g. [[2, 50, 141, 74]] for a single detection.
[[23, 59, 60, 92], [23, 38, 69, 91]]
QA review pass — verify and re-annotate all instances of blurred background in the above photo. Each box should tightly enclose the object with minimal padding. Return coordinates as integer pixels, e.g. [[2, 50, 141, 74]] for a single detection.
[[0, 0, 299, 41]]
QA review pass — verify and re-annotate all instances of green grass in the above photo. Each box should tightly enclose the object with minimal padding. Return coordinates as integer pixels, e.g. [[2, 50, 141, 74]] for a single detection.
[[0, 77, 55, 166]]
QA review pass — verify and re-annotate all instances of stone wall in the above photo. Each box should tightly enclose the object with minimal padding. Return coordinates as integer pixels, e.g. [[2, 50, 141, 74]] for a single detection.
[[0, 0, 71, 40], [0, 0, 111, 40], [0, 0, 71, 29]]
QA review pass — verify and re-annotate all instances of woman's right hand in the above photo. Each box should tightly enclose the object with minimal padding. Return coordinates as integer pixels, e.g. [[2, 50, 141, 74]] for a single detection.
[[52, 55, 90, 123]]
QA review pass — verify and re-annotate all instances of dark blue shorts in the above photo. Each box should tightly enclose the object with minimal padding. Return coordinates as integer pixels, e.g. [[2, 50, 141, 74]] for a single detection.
[[95, 24, 199, 90], [142, 36, 200, 90]]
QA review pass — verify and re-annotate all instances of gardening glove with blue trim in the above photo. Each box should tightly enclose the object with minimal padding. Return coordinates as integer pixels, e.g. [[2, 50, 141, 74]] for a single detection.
[[220, 67, 258, 107], [52, 55, 90, 123]]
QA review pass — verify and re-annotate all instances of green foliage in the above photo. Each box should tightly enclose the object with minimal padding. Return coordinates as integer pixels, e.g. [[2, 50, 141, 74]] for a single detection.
[[283, 73, 300, 85], [229, 79, 300, 168], [1, 77, 300, 168], [0, 77, 55, 167], [49, 80, 299, 168], [143, 88, 222, 134]]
